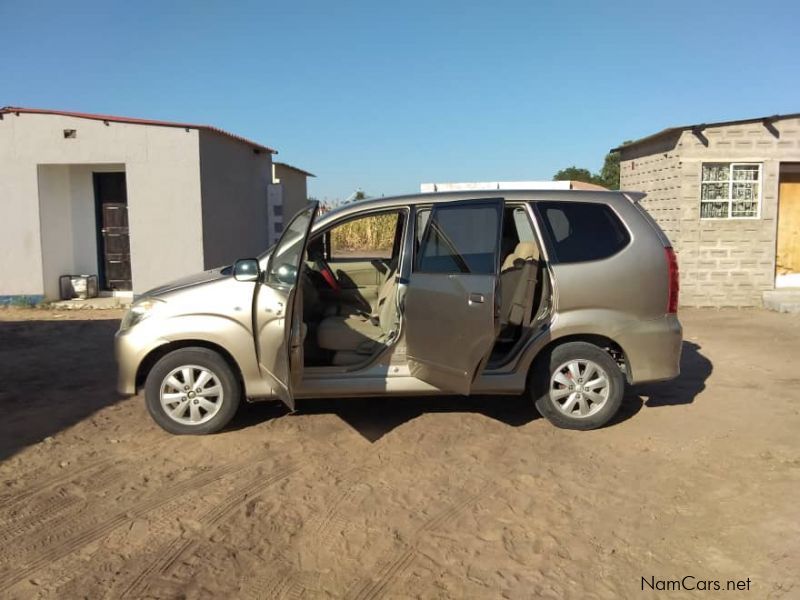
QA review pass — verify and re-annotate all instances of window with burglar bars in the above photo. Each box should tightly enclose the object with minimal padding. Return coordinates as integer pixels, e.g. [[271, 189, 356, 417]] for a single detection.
[[700, 163, 761, 219]]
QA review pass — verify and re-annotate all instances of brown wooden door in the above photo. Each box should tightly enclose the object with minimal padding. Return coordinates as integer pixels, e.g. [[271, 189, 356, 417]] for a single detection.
[[777, 173, 800, 276], [94, 173, 132, 291]]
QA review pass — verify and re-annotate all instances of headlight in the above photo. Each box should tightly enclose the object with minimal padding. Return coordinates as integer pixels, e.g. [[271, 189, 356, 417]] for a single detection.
[[120, 298, 165, 331]]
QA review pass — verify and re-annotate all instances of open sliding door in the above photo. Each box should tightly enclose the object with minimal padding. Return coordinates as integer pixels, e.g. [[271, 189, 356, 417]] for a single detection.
[[403, 199, 504, 395]]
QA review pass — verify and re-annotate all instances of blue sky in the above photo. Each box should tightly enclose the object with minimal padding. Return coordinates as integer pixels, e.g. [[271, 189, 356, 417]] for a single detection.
[[2, 0, 799, 202]]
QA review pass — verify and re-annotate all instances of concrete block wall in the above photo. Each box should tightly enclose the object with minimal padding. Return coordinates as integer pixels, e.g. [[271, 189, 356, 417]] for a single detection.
[[619, 138, 682, 240], [674, 155, 779, 307], [620, 117, 800, 307]]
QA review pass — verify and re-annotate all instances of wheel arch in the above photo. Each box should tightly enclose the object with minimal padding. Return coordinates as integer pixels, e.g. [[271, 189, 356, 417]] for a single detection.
[[136, 340, 245, 393], [529, 334, 629, 383]]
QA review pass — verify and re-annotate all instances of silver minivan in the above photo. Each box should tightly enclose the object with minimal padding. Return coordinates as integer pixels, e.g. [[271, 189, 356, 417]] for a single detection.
[[115, 190, 682, 434]]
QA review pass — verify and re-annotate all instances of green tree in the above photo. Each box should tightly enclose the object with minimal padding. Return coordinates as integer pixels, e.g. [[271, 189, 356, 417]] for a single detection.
[[553, 166, 599, 185], [598, 143, 631, 190], [553, 144, 629, 190], [595, 153, 618, 190]]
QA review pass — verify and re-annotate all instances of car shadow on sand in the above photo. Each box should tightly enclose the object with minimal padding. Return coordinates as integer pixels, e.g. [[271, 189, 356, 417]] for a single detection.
[[234, 342, 713, 443], [631, 341, 712, 408], [232, 394, 543, 443], [0, 314, 714, 457]]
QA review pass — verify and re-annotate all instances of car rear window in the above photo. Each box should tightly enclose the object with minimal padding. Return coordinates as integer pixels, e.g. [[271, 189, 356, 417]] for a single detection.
[[535, 201, 630, 263]]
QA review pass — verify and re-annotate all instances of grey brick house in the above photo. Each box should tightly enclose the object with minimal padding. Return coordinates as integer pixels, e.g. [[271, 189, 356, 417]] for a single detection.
[[614, 113, 800, 308]]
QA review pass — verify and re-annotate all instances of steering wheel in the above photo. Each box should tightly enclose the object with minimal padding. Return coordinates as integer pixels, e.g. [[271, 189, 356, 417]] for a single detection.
[[314, 255, 341, 293]]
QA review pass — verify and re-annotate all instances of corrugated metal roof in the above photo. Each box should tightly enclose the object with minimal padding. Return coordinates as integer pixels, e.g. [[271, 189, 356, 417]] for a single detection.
[[611, 112, 800, 153], [0, 106, 277, 154]]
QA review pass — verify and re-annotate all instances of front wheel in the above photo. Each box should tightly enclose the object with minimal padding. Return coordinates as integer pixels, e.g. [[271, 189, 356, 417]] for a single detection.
[[531, 342, 624, 430], [144, 348, 241, 435]]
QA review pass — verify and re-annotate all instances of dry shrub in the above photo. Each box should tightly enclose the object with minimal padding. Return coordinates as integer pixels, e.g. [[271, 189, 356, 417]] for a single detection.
[[331, 213, 397, 252]]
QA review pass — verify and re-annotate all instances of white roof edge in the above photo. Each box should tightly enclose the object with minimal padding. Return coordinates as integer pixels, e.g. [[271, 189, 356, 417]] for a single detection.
[[421, 181, 572, 193]]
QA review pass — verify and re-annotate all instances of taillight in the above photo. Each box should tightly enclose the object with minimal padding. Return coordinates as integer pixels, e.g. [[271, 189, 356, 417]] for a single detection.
[[665, 247, 679, 314]]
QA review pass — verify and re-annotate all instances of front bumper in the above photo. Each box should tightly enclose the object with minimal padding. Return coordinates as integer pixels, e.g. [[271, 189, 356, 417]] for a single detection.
[[620, 314, 683, 384], [114, 326, 166, 395]]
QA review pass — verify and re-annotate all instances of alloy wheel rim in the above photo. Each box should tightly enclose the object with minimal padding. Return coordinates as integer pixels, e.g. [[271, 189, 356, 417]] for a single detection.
[[549, 359, 610, 418], [160, 365, 224, 425]]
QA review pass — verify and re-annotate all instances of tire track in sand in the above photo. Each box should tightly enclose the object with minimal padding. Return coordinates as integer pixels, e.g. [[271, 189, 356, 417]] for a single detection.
[[238, 463, 381, 599], [313, 465, 376, 547], [0, 460, 134, 546], [0, 461, 247, 592], [117, 462, 301, 599], [243, 566, 308, 600], [0, 456, 118, 513], [346, 483, 490, 600]]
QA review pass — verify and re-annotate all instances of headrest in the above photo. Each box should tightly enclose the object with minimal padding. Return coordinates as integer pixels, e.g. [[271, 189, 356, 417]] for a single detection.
[[514, 242, 539, 261], [501, 242, 539, 271]]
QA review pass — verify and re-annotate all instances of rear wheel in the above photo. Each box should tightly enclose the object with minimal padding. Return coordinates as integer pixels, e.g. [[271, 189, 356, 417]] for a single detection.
[[144, 348, 241, 435], [531, 342, 624, 430]]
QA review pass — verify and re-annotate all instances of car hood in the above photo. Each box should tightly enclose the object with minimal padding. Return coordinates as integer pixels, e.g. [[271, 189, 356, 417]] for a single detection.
[[145, 266, 230, 298]]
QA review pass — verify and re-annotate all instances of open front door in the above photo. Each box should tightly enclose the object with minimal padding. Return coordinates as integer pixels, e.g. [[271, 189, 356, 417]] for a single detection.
[[255, 202, 319, 409], [404, 199, 504, 395]]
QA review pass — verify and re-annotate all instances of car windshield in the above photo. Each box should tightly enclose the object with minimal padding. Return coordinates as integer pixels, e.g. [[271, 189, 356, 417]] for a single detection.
[[263, 203, 317, 286]]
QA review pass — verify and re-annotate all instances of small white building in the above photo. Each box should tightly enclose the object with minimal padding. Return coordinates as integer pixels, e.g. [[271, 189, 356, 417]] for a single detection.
[[0, 106, 277, 301], [267, 162, 315, 245]]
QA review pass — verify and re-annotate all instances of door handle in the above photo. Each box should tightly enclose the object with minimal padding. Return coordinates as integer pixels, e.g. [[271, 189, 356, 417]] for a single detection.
[[468, 293, 485, 304]]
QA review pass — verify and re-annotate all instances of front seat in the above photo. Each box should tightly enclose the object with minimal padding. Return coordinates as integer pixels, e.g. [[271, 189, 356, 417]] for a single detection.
[[316, 273, 399, 365], [498, 242, 539, 333]]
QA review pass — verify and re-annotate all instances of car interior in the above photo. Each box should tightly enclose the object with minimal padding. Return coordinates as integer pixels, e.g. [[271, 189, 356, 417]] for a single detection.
[[298, 204, 549, 370], [487, 204, 550, 367], [300, 209, 405, 367]]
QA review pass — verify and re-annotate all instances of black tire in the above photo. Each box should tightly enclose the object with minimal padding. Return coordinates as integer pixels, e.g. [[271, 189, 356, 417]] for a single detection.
[[531, 341, 625, 430], [144, 348, 241, 435]]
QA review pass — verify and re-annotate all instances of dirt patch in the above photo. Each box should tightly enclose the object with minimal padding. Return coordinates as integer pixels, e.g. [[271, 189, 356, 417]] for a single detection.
[[0, 308, 798, 598]]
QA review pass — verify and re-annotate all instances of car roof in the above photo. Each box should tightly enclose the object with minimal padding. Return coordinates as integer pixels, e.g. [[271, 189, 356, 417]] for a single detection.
[[314, 189, 639, 228]]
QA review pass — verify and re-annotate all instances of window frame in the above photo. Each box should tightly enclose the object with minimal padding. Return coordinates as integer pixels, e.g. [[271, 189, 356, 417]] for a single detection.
[[699, 162, 763, 221]]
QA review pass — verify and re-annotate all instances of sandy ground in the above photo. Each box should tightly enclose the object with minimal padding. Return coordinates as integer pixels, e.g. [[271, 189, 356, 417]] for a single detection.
[[0, 306, 798, 599]]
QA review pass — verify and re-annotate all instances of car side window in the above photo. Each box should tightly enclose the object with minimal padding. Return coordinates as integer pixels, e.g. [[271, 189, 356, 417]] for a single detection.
[[535, 201, 630, 263], [267, 204, 316, 286], [415, 202, 502, 274], [328, 212, 399, 260]]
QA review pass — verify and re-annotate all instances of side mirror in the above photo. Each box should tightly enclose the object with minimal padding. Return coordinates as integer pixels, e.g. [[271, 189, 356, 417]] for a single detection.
[[233, 258, 260, 282]]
